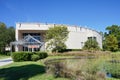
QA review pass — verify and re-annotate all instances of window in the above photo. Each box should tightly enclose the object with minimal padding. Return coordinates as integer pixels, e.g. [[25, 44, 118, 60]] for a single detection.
[[23, 33, 41, 41], [88, 37, 97, 40], [88, 37, 92, 40], [93, 37, 96, 40]]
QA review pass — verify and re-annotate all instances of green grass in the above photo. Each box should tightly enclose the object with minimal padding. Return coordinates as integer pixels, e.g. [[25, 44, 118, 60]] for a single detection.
[[0, 56, 69, 80], [0, 54, 10, 59]]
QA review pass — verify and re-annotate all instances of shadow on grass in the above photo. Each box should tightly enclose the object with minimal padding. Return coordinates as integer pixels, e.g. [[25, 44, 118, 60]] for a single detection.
[[0, 64, 45, 80]]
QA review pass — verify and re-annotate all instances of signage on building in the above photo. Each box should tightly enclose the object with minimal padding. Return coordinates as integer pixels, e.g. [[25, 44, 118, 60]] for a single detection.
[[28, 45, 39, 48]]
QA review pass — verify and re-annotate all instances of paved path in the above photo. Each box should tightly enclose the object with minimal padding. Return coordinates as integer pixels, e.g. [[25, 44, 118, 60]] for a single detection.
[[0, 58, 13, 66]]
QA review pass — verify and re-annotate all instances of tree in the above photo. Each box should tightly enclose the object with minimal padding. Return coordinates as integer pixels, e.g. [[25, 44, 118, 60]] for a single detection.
[[45, 25, 69, 52], [0, 22, 7, 52], [83, 39, 100, 51], [0, 22, 15, 53], [104, 34, 118, 51], [106, 25, 120, 48], [6, 27, 15, 45], [106, 25, 120, 36]]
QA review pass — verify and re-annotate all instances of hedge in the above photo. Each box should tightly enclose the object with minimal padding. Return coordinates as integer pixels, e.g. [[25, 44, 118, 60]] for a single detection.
[[11, 51, 48, 62], [36, 52, 48, 59], [31, 54, 40, 61]]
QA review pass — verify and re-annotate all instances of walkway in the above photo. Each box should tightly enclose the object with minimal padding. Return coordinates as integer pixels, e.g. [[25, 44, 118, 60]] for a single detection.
[[0, 58, 13, 66]]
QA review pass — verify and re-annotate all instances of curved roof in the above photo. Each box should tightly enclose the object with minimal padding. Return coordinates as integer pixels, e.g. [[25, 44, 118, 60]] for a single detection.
[[16, 22, 101, 35]]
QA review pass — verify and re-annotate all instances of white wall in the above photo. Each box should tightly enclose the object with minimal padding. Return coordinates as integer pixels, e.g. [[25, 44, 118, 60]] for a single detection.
[[16, 23, 102, 51]]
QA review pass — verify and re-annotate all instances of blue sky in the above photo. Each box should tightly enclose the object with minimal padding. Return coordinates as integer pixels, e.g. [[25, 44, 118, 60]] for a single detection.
[[0, 0, 120, 32]]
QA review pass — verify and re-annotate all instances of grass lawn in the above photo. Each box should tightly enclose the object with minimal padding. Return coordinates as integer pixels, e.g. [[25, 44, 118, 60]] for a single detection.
[[0, 54, 10, 59], [0, 56, 69, 80]]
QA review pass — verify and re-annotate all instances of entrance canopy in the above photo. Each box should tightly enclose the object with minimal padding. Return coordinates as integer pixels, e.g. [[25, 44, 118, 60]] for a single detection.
[[10, 35, 44, 51]]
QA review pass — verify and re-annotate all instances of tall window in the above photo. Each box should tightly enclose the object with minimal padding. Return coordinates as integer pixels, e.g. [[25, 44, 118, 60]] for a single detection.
[[23, 33, 41, 41]]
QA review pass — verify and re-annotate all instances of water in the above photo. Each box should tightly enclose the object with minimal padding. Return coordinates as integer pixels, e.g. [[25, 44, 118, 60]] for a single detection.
[[106, 73, 112, 78]]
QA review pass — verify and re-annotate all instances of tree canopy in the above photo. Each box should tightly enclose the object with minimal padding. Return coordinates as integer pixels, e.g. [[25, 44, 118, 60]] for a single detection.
[[0, 22, 15, 53], [104, 34, 118, 51], [45, 25, 69, 52], [103, 25, 120, 51]]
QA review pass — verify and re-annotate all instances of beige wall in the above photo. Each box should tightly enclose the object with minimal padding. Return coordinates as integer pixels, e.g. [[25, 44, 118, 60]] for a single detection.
[[15, 23, 102, 51]]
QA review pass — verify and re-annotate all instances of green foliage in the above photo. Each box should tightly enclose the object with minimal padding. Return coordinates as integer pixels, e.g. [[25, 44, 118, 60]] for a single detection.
[[105, 62, 120, 78], [31, 54, 40, 61], [0, 22, 15, 53], [83, 39, 100, 51], [6, 27, 15, 45], [52, 43, 66, 53], [104, 25, 120, 51], [106, 25, 120, 40], [12, 51, 48, 62], [11, 52, 33, 62], [45, 25, 69, 52], [36, 52, 48, 59], [104, 34, 118, 51]]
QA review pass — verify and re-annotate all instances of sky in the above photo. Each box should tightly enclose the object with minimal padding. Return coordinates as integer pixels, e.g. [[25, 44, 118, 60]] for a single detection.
[[0, 0, 120, 32]]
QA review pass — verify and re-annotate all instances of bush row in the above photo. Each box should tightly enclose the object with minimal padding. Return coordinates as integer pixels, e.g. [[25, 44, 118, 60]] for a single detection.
[[11, 51, 48, 62]]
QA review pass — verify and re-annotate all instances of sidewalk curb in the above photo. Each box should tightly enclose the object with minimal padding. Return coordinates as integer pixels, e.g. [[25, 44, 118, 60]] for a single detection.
[[0, 57, 13, 66]]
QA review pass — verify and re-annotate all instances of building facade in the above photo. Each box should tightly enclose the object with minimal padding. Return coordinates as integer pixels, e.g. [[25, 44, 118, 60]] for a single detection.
[[14, 23, 102, 52]]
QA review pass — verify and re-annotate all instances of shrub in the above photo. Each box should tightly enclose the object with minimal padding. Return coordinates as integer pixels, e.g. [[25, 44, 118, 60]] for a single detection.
[[11, 51, 48, 62], [31, 54, 40, 61], [11, 52, 33, 62], [83, 39, 100, 51], [36, 52, 48, 59]]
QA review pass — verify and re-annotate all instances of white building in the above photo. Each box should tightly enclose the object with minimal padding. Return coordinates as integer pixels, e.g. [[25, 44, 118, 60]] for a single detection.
[[13, 23, 102, 52]]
